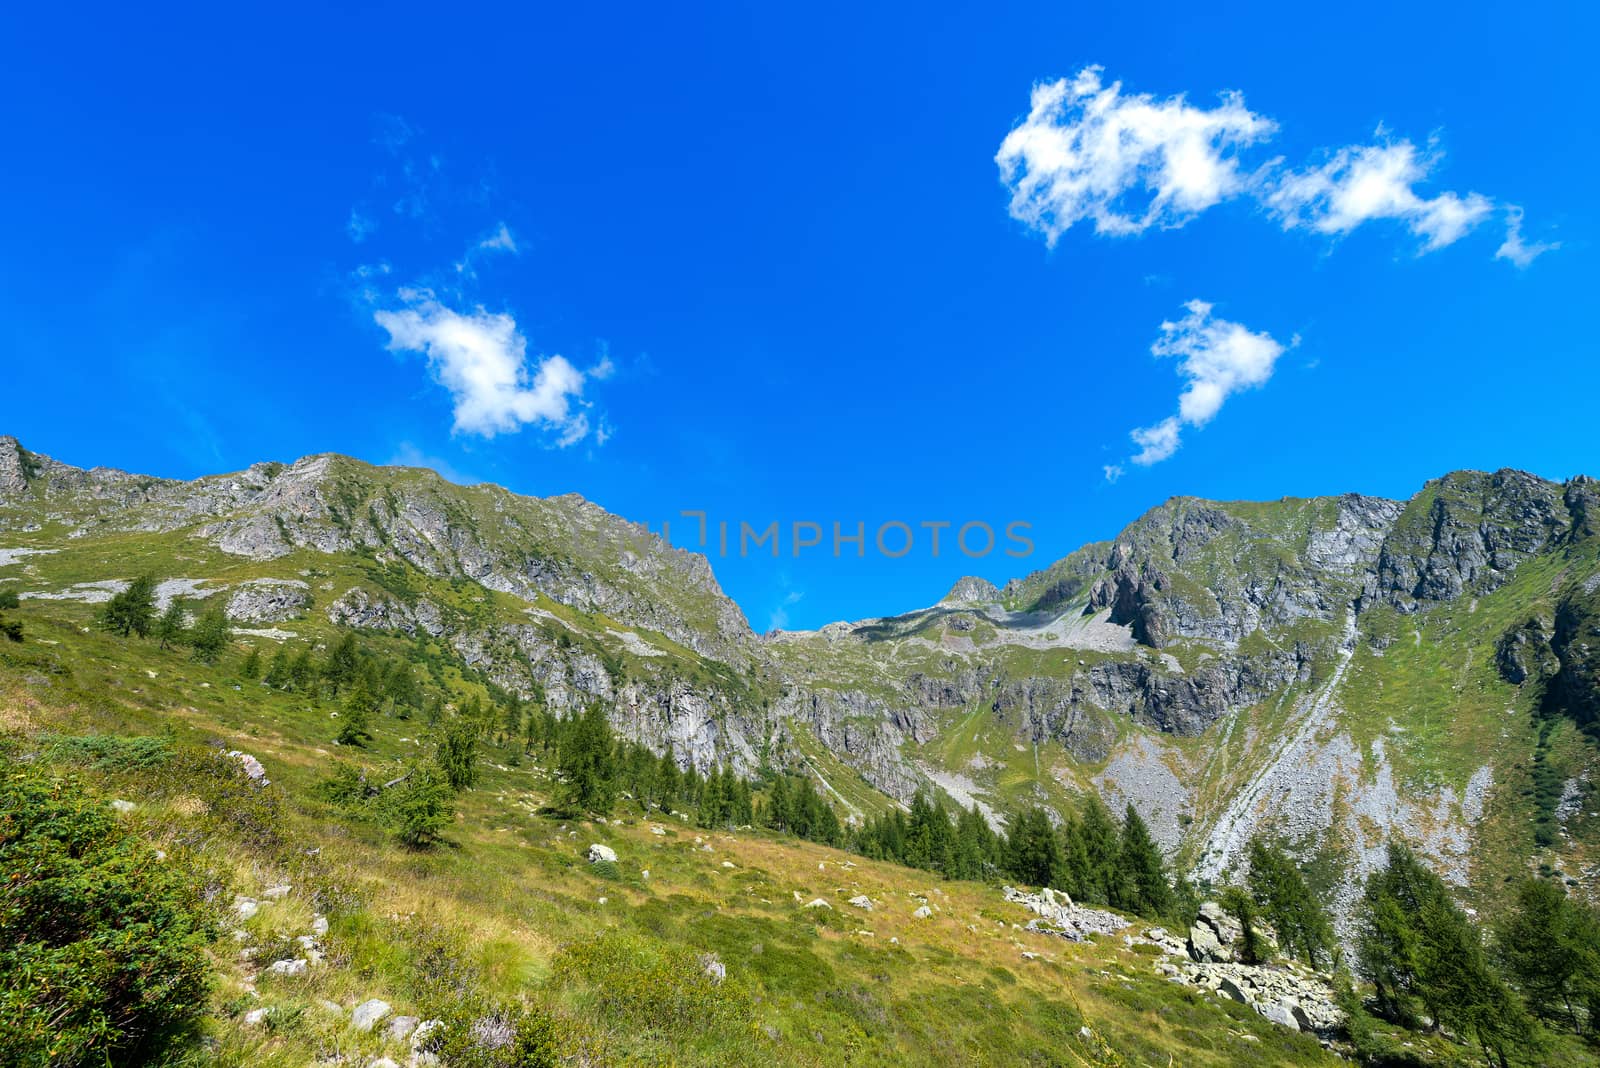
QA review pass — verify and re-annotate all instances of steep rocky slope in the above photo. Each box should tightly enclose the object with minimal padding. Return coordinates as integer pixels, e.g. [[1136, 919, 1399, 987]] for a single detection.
[[3, 435, 1597, 931]]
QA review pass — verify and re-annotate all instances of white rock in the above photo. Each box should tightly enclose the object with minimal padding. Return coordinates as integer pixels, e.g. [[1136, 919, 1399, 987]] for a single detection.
[[586, 843, 617, 864], [700, 953, 726, 985], [261, 884, 291, 900], [386, 1015, 420, 1041], [651, 825, 666, 836], [234, 897, 260, 920], [804, 898, 831, 910], [721, 861, 735, 869], [243, 1007, 271, 1027], [111, 799, 136, 813], [848, 895, 873, 911], [913, 905, 933, 919], [266, 958, 308, 977], [411, 1020, 445, 1048], [312, 915, 330, 936], [351, 998, 392, 1032], [368, 1059, 401, 1068]]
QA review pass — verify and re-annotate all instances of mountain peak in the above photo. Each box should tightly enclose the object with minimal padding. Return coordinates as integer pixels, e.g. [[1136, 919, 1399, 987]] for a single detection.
[[941, 575, 1001, 606]]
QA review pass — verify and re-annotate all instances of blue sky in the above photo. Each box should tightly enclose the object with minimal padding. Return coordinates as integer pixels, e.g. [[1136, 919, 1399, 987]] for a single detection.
[[2, 2, 1594, 631]]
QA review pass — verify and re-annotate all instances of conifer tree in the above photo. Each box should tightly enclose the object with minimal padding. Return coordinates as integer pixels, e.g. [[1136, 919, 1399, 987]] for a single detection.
[[1496, 876, 1600, 1031], [1118, 803, 1171, 917], [188, 603, 230, 664], [265, 647, 291, 688], [1246, 838, 1333, 968], [98, 573, 158, 638], [336, 676, 377, 747], [153, 599, 187, 651], [240, 646, 261, 681], [1077, 794, 1122, 906], [1358, 842, 1537, 1066], [322, 632, 360, 695], [1005, 806, 1060, 888], [558, 703, 616, 815], [437, 718, 479, 791]]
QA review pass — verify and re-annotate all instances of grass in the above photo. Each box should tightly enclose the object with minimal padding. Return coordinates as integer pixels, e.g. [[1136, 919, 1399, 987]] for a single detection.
[[0, 594, 1352, 1067]]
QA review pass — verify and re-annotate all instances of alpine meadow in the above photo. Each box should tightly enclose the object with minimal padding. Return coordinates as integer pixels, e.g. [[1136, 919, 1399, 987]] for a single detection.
[[2, 3, 1595, 1065]]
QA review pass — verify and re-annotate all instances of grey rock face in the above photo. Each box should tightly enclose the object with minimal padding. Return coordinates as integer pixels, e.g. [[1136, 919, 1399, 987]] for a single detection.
[[226, 579, 310, 623]]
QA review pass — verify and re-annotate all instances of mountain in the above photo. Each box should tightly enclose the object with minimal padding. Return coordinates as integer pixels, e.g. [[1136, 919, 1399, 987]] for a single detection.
[[3, 433, 1598, 940]]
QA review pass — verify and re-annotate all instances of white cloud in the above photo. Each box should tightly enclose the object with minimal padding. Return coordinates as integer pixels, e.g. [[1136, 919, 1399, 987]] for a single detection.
[[999, 68, 1545, 260], [347, 209, 376, 243], [1495, 205, 1560, 268], [373, 289, 605, 444], [1266, 137, 1492, 251], [1113, 300, 1288, 475], [767, 588, 804, 632], [996, 67, 1275, 242], [476, 222, 518, 254], [1129, 415, 1183, 466]]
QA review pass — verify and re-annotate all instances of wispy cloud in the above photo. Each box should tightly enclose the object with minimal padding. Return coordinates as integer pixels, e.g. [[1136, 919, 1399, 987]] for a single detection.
[[347, 209, 376, 244], [996, 67, 1275, 243], [1265, 137, 1491, 251], [1110, 300, 1289, 476], [373, 288, 606, 445], [999, 67, 1549, 262], [1495, 205, 1560, 268], [767, 588, 805, 632]]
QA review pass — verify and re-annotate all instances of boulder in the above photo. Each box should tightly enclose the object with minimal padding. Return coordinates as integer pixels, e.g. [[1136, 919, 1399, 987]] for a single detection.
[[803, 898, 831, 910], [1260, 1001, 1300, 1031], [352, 998, 392, 1032], [913, 905, 933, 919], [386, 1015, 420, 1041], [848, 895, 873, 910], [586, 843, 617, 864], [266, 958, 308, 977], [700, 953, 726, 985]]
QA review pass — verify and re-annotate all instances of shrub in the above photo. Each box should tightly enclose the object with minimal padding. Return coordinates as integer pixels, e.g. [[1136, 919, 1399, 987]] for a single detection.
[[432, 1002, 565, 1068], [0, 762, 215, 1065]]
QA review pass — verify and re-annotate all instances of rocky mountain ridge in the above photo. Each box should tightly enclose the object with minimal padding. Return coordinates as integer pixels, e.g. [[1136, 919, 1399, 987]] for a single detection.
[[3, 435, 1597, 921]]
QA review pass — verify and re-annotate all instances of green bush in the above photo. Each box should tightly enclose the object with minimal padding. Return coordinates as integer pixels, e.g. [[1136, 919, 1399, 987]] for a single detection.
[[0, 763, 216, 1065], [432, 1002, 566, 1068]]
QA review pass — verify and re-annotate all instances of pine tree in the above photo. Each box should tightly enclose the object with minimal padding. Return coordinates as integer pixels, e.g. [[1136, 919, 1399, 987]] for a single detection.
[[1358, 842, 1537, 1066], [240, 646, 261, 681], [655, 749, 681, 813], [1077, 794, 1122, 906], [265, 647, 291, 688], [558, 704, 616, 815], [384, 761, 455, 848], [1056, 814, 1094, 901], [1005, 806, 1060, 888], [188, 603, 231, 664], [153, 599, 187, 651], [1246, 838, 1333, 968], [1118, 803, 1171, 918], [289, 648, 317, 691], [1496, 876, 1599, 1031], [98, 574, 158, 638], [437, 718, 479, 791], [322, 633, 360, 695], [336, 677, 377, 747]]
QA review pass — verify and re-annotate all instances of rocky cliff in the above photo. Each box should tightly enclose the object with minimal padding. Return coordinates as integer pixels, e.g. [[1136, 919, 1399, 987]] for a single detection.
[[3, 434, 1597, 921]]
